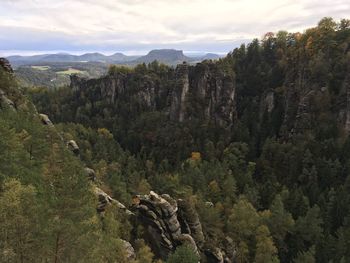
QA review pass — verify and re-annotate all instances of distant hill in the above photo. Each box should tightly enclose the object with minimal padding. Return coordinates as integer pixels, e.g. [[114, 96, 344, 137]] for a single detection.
[[7, 53, 139, 67], [14, 62, 109, 88], [135, 49, 190, 64], [200, 53, 221, 60], [7, 50, 221, 67]]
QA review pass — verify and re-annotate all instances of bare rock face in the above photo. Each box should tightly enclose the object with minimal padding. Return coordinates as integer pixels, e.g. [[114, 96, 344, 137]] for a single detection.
[[133, 191, 199, 260], [343, 61, 350, 133], [260, 91, 274, 114], [39, 113, 54, 126], [205, 248, 224, 263], [84, 167, 96, 181], [0, 89, 15, 110], [70, 61, 236, 127], [120, 239, 136, 260], [133, 191, 236, 262], [94, 186, 133, 215], [170, 63, 190, 122], [67, 140, 80, 156], [177, 199, 205, 249], [169, 62, 236, 125], [0, 58, 13, 73]]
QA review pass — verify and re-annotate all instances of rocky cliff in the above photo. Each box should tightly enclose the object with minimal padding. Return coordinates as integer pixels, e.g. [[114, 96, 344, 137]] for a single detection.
[[70, 61, 236, 126], [69, 54, 350, 140], [132, 191, 235, 263], [0, 58, 13, 73]]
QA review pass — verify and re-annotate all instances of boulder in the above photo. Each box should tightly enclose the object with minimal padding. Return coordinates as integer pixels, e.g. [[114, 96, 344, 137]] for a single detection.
[[93, 186, 132, 215], [84, 167, 96, 181], [120, 239, 136, 260], [39, 113, 54, 126], [67, 140, 80, 156], [205, 248, 224, 263]]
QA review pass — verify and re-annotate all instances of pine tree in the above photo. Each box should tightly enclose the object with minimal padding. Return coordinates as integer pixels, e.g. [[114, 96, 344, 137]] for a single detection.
[[166, 245, 199, 263], [267, 194, 294, 257], [254, 225, 280, 263], [40, 142, 101, 262], [293, 246, 316, 263], [0, 179, 41, 262]]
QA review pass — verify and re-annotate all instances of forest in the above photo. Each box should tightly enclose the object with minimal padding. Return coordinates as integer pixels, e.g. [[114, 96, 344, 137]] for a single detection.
[[1, 17, 350, 263]]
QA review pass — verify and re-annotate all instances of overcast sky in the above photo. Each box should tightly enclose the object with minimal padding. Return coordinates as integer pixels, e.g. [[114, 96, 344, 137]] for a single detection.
[[0, 0, 349, 56]]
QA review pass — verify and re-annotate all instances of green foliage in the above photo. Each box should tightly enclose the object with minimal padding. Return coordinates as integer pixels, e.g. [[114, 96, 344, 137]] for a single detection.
[[133, 239, 155, 263], [166, 245, 199, 263], [0, 83, 127, 262], [254, 225, 280, 263], [293, 246, 315, 263], [3, 16, 350, 263], [108, 65, 133, 75], [0, 179, 41, 262]]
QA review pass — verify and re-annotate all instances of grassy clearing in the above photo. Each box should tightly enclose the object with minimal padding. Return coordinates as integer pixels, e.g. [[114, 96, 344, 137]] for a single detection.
[[56, 68, 87, 75], [31, 66, 51, 70]]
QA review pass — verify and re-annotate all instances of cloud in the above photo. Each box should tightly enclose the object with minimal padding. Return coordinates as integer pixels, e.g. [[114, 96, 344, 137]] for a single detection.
[[0, 0, 349, 54]]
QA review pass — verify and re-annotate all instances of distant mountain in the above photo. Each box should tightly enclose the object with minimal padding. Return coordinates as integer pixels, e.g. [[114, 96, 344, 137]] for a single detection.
[[200, 53, 221, 60], [77, 52, 107, 62], [7, 52, 139, 67], [109, 53, 139, 62], [6, 50, 222, 67], [135, 49, 190, 64]]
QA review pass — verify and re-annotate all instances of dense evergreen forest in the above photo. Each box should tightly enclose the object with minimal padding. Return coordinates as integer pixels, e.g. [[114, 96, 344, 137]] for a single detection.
[[1, 17, 350, 263]]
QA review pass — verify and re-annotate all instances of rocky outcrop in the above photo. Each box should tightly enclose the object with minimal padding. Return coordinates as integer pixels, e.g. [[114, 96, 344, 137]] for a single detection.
[[205, 248, 224, 263], [0, 58, 13, 73], [84, 167, 96, 181], [177, 199, 205, 249], [70, 61, 236, 126], [67, 140, 80, 156], [0, 58, 16, 110], [94, 186, 133, 215], [132, 191, 235, 262], [170, 63, 190, 122], [39, 113, 54, 126], [121, 239, 136, 260], [343, 61, 350, 133], [0, 89, 15, 110], [133, 191, 199, 259], [261, 91, 274, 114]]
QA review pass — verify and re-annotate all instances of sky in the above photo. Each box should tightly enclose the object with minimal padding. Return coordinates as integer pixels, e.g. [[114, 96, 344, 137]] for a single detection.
[[0, 0, 349, 56]]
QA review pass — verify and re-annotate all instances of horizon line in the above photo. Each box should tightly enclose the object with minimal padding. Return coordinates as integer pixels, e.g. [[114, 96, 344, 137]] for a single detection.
[[1, 49, 229, 57]]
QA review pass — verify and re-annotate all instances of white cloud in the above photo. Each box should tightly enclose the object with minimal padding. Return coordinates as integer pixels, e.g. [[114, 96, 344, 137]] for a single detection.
[[0, 0, 349, 54]]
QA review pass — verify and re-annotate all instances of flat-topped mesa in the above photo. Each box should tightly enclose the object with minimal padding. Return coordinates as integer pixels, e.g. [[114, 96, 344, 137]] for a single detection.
[[0, 58, 13, 73]]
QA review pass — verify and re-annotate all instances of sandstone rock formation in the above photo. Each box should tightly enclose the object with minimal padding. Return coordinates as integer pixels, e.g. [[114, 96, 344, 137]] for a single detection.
[[84, 167, 96, 181], [67, 139, 80, 156], [0, 58, 13, 73], [132, 191, 235, 262], [343, 60, 350, 133], [39, 113, 54, 126], [0, 89, 15, 110], [133, 191, 199, 259], [121, 239, 136, 260], [70, 61, 236, 126], [94, 186, 133, 215], [177, 199, 205, 249]]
